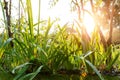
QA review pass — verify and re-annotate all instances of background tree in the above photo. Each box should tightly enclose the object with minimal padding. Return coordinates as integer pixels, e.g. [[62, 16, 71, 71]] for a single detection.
[[50, 0, 120, 46], [4, 0, 13, 47]]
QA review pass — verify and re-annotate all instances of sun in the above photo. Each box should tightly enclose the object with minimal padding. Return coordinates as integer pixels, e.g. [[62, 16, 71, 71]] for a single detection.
[[83, 12, 95, 34], [82, 2, 95, 34]]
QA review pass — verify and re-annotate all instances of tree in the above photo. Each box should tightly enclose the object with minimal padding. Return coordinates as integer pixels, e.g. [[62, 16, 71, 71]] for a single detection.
[[4, 0, 13, 47], [51, 0, 120, 47]]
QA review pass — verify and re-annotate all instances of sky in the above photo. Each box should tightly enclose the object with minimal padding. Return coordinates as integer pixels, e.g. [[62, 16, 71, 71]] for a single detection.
[[0, 0, 75, 32], [35, 0, 76, 25], [0, 0, 95, 34]]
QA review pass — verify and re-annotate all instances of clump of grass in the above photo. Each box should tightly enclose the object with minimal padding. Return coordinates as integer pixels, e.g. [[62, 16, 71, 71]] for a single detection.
[[0, 0, 120, 80]]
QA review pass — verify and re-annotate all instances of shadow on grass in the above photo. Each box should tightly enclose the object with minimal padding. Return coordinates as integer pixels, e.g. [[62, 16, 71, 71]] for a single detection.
[[0, 71, 120, 80], [0, 71, 14, 80], [34, 73, 120, 80]]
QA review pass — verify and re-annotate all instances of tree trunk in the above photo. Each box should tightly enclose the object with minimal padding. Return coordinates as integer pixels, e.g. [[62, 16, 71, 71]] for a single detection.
[[4, 0, 13, 47]]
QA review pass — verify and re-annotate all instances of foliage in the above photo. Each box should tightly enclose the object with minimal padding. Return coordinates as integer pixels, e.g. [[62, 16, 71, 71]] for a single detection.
[[0, 0, 120, 80]]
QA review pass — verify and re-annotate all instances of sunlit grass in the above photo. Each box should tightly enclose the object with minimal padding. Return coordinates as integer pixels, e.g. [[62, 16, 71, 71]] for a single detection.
[[0, 0, 120, 80]]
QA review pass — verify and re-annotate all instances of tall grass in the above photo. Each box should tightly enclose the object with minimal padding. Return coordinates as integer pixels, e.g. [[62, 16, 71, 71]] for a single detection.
[[0, 0, 120, 80]]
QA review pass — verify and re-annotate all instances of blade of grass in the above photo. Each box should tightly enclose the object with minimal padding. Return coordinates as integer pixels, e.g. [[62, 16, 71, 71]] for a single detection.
[[0, 38, 13, 58], [106, 52, 120, 70], [26, 0, 34, 37], [0, 0, 7, 27], [45, 18, 56, 38], [12, 62, 32, 74], [83, 51, 93, 58], [13, 62, 32, 80], [37, 0, 41, 35], [85, 59, 104, 80], [14, 38, 27, 55], [19, 65, 43, 80]]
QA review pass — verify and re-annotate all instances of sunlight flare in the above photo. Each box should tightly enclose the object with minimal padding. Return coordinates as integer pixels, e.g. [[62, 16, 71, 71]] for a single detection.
[[83, 12, 95, 34]]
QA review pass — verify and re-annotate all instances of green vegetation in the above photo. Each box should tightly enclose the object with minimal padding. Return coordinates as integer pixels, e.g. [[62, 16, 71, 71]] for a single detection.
[[0, 0, 120, 80]]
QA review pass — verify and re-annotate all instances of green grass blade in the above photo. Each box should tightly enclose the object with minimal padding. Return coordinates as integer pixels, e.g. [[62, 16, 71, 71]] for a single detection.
[[37, 0, 41, 35], [29, 65, 43, 80], [85, 59, 104, 80], [106, 52, 120, 70], [83, 51, 93, 58], [19, 65, 43, 80], [33, 20, 45, 27], [13, 62, 32, 80], [26, 0, 34, 37], [45, 18, 55, 38], [14, 38, 27, 54], [2, 38, 13, 47], [0, 38, 13, 58], [0, 0, 7, 27], [12, 62, 31, 74]]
